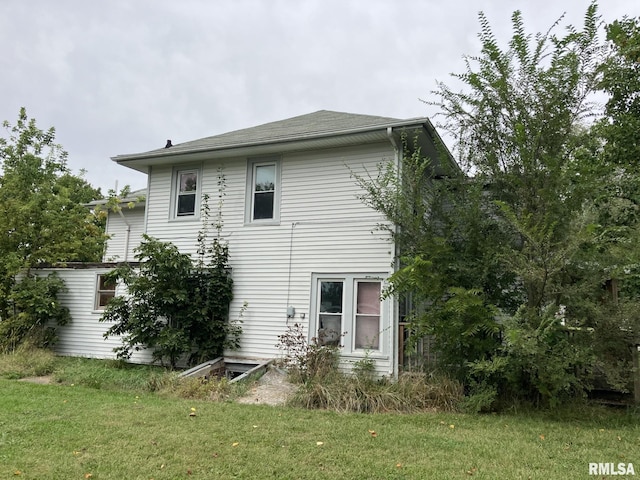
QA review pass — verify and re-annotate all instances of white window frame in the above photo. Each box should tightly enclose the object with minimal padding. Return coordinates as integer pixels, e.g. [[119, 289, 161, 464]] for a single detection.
[[170, 166, 201, 220], [310, 273, 388, 356], [95, 274, 116, 310], [245, 157, 281, 224], [353, 280, 383, 350]]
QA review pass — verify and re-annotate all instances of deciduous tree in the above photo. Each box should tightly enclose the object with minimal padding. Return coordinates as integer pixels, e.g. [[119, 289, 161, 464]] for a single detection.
[[0, 108, 106, 348], [358, 4, 639, 408]]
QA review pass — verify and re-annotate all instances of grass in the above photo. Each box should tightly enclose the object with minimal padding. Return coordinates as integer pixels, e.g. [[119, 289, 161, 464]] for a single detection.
[[53, 357, 166, 391], [0, 348, 249, 400], [0, 348, 165, 391], [1, 351, 639, 478], [1, 380, 639, 479]]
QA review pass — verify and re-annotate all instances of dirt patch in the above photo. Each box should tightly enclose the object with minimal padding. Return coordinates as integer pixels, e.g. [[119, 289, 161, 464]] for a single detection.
[[236, 367, 297, 406], [15, 369, 298, 405], [18, 376, 53, 385]]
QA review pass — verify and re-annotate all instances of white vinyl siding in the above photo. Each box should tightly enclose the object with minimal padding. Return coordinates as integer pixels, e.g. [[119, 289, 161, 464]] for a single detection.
[[128, 142, 397, 374], [34, 268, 154, 363], [103, 207, 146, 261]]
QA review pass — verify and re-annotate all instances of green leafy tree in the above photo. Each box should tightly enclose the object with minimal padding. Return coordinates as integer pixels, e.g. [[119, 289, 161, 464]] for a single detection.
[[599, 17, 640, 170], [587, 16, 640, 391], [430, 5, 611, 406], [355, 136, 512, 380], [0, 273, 70, 352], [0, 111, 105, 260], [0, 109, 105, 274], [0, 108, 106, 348], [357, 5, 633, 407]]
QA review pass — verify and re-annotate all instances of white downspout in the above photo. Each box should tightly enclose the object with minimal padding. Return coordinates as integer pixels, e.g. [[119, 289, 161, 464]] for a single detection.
[[387, 127, 401, 378], [117, 209, 131, 262]]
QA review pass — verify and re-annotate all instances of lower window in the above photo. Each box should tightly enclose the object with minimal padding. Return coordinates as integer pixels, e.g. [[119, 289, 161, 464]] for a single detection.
[[95, 274, 116, 309], [314, 274, 385, 353], [354, 281, 381, 350]]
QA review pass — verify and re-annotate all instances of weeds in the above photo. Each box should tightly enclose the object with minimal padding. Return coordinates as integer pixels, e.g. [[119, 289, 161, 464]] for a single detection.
[[147, 371, 252, 401], [0, 345, 57, 379], [0, 349, 258, 402], [276, 323, 339, 383], [277, 324, 463, 413], [52, 356, 164, 391], [289, 371, 463, 413], [147, 372, 233, 400]]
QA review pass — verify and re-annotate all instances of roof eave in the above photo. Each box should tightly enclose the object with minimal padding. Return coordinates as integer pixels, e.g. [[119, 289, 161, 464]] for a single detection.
[[112, 117, 431, 168]]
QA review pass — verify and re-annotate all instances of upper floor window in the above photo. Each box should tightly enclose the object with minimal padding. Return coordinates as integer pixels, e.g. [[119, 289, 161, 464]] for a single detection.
[[246, 158, 280, 223], [172, 168, 200, 219]]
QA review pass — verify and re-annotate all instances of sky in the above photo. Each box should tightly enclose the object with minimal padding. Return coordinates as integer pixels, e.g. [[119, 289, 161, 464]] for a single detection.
[[1, 0, 638, 194]]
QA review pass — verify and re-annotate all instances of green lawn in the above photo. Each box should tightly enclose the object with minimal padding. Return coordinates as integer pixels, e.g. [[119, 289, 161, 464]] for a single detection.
[[1, 379, 639, 479]]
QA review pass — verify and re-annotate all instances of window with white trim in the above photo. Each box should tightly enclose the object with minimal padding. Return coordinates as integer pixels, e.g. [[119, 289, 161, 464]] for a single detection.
[[95, 274, 116, 310], [173, 168, 199, 218], [354, 281, 381, 350], [313, 274, 385, 354], [318, 281, 344, 346], [246, 158, 280, 223]]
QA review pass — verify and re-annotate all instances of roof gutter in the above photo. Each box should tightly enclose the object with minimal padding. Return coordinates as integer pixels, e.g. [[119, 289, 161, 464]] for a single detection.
[[113, 117, 431, 164]]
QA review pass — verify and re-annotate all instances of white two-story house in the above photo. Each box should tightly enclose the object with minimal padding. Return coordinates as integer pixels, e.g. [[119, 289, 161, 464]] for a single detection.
[[40, 110, 453, 376]]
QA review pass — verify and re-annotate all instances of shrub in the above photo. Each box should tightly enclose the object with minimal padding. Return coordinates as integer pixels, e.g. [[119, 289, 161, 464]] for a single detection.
[[101, 180, 242, 368], [467, 307, 594, 409], [101, 235, 238, 368], [0, 273, 70, 352]]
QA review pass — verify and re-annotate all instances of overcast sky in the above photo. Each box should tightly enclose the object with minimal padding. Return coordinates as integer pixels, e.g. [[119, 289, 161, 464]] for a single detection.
[[1, 0, 638, 193]]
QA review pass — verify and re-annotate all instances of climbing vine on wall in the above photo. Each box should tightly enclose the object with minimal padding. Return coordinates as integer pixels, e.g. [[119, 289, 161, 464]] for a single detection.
[[101, 168, 241, 367]]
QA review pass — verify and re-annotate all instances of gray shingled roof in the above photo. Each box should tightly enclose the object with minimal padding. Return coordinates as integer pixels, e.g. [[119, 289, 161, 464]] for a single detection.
[[87, 188, 147, 206], [113, 110, 430, 161], [186, 110, 404, 147]]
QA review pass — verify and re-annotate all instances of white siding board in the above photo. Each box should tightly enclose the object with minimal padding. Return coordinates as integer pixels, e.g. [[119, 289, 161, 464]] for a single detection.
[[49, 142, 398, 374], [34, 268, 154, 363], [217, 143, 396, 372], [104, 207, 146, 261]]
